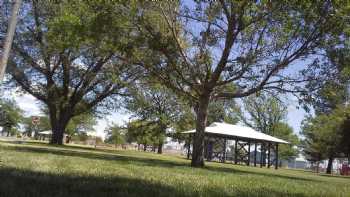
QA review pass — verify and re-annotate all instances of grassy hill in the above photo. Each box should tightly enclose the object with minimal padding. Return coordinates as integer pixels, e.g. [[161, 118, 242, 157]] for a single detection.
[[0, 140, 349, 197]]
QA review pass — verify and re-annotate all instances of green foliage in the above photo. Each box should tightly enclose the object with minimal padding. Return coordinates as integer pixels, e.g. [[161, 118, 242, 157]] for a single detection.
[[0, 98, 23, 136], [171, 107, 195, 142], [308, 47, 350, 114], [240, 94, 287, 135], [1, 0, 137, 144], [105, 124, 126, 146], [301, 106, 349, 162], [132, 1, 350, 166], [126, 120, 162, 147], [239, 94, 299, 159], [126, 84, 184, 149], [22, 116, 51, 136], [66, 112, 97, 136], [272, 123, 299, 160], [207, 100, 239, 125]]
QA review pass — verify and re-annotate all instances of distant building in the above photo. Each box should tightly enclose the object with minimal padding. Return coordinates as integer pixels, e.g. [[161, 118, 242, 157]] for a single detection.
[[282, 153, 308, 169], [163, 137, 185, 154]]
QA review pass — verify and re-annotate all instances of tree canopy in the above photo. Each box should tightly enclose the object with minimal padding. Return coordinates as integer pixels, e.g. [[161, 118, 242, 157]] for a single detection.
[[1, 1, 137, 144], [105, 124, 126, 147], [301, 107, 347, 173], [129, 0, 349, 167], [238, 94, 299, 160]]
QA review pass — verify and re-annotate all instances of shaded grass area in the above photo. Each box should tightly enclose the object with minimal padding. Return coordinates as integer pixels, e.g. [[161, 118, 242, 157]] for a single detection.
[[0, 141, 349, 197]]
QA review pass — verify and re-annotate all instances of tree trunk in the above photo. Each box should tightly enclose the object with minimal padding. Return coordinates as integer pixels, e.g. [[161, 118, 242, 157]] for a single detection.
[[6, 127, 10, 137], [326, 157, 334, 174], [261, 144, 266, 166], [157, 123, 166, 154], [50, 124, 65, 145], [50, 115, 70, 145], [65, 135, 71, 144], [143, 144, 147, 151], [191, 95, 210, 167], [157, 141, 163, 154], [48, 104, 72, 145]]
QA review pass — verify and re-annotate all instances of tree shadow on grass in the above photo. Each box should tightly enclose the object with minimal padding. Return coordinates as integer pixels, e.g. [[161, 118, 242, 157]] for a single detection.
[[319, 173, 350, 179], [204, 165, 322, 183], [2, 144, 321, 184], [0, 166, 189, 197], [1, 145, 188, 168], [0, 166, 311, 197]]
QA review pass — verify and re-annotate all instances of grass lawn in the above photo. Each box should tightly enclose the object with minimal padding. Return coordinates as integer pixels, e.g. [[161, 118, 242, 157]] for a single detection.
[[0, 140, 349, 197]]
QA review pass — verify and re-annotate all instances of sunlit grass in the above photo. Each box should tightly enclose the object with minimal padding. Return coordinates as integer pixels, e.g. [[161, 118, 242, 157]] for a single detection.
[[0, 140, 349, 197]]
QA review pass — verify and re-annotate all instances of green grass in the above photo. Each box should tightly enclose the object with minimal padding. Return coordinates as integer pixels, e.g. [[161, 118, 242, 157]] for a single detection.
[[0, 141, 349, 197]]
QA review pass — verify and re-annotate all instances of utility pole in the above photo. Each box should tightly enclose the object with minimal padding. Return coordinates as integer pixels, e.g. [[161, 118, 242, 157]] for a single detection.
[[0, 0, 22, 82]]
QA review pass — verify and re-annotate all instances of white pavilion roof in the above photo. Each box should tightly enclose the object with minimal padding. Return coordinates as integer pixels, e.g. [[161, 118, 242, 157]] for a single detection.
[[39, 130, 52, 135], [182, 122, 289, 144]]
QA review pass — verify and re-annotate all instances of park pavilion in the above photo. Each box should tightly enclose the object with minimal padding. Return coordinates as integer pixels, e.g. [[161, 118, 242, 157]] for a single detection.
[[182, 122, 289, 169]]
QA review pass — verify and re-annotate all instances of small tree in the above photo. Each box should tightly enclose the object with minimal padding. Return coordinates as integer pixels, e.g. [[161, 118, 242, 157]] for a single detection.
[[238, 94, 299, 160], [105, 124, 126, 148], [239, 94, 287, 136], [272, 122, 299, 161], [301, 111, 344, 174], [126, 120, 160, 152], [301, 45, 350, 173], [65, 112, 97, 143], [0, 98, 22, 136], [126, 84, 182, 154]]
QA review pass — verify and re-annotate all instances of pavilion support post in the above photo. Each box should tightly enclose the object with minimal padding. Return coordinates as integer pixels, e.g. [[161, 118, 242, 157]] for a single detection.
[[254, 141, 257, 167], [267, 142, 271, 168], [247, 140, 251, 166], [260, 143, 264, 168], [234, 138, 238, 165], [222, 138, 227, 163], [275, 143, 279, 170]]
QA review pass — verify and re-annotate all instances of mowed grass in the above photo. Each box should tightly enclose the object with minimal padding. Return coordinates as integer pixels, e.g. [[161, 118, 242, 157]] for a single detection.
[[0, 141, 349, 197]]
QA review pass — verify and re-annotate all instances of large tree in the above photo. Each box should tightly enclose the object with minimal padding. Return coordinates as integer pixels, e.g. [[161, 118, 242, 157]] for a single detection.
[[132, 1, 347, 166], [1, 1, 135, 144]]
